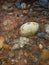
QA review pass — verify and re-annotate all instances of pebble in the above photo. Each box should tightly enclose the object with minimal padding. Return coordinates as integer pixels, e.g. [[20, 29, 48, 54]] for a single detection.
[[38, 44, 43, 49], [11, 59, 15, 65], [23, 10, 28, 14], [2, 5, 8, 10], [12, 44, 19, 50], [6, 39, 11, 44], [8, 12, 13, 15], [40, 49, 49, 60], [0, 36, 4, 49], [39, 0, 48, 8], [21, 3, 26, 9], [15, 0, 21, 9], [7, 7, 13, 12], [2, 4, 13, 12], [45, 24, 49, 34], [29, 8, 33, 12], [37, 32, 45, 38], [5, 2, 12, 8], [20, 22, 39, 36], [12, 37, 29, 49]]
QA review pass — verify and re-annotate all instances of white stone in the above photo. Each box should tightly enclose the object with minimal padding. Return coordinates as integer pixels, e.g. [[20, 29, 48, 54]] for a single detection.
[[20, 22, 39, 36], [39, 44, 43, 49], [21, 3, 26, 9], [12, 37, 29, 49], [45, 24, 49, 34]]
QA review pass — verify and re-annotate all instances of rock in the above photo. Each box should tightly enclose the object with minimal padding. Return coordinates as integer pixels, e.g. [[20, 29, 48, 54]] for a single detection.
[[5, 2, 12, 8], [15, 0, 21, 9], [19, 37, 29, 48], [20, 22, 39, 36], [45, 24, 49, 34], [12, 37, 29, 49], [38, 44, 43, 49], [30, 8, 33, 12], [0, 36, 4, 49], [12, 44, 19, 50], [6, 39, 11, 44], [2, 5, 8, 10], [11, 59, 15, 65], [7, 7, 13, 12], [39, 0, 48, 8], [2, 4, 13, 12], [37, 32, 45, 38], [21, 3, 26, 9], [23, 10, 28, 14], [40, 49, 49, 60], [8, 12, 13, 15]]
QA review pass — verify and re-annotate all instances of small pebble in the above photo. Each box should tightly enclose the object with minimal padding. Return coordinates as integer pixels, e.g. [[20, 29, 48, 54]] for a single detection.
[[45, 24, 49, 34], [12, 44, 19, 50], [15, 0, 21, 9], [23, 10, 28, 14], [2, 5, 8, 10], [11, 59, 15, 65], [37, 32, 45, 38], [21, 3, 26, 9], [38, 44, 43, 49], [7, 7, 13, 12], [6, 39, 11, 44], [5, 2, 12, 8], [30, 8, 33, 12]]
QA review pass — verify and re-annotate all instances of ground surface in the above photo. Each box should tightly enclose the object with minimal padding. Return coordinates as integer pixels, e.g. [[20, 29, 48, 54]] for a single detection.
[[0, 1, 49, 65]]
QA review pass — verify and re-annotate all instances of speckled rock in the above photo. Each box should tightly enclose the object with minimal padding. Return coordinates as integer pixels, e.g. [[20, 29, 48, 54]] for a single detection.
[[20, 22, 39, 36], [12, 37, 29, 49]]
